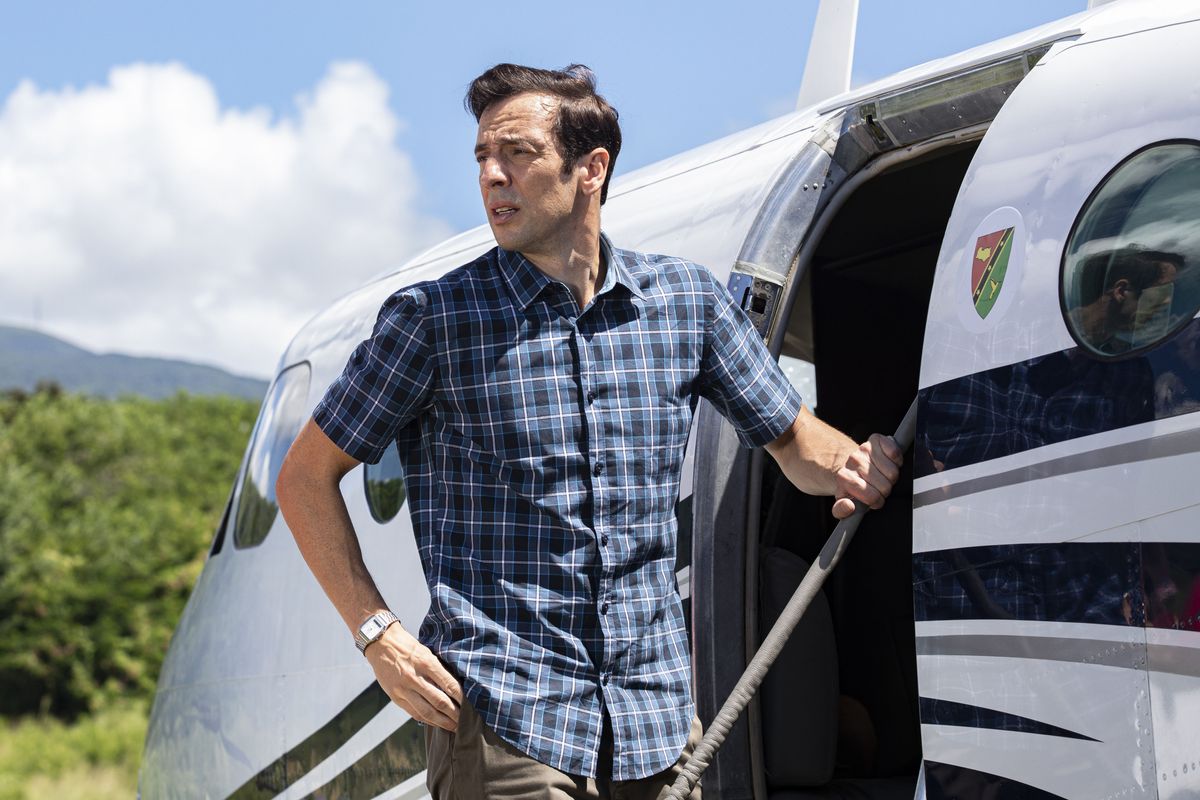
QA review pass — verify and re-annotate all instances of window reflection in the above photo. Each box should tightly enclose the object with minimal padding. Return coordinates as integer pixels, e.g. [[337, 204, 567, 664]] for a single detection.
[[363, 440, 406, 524], [1063, 143, 1200, 357], [234, 363, 311, 549], [913, 543, 1135, 627], [913, 541, 1200, 632], [1144, 543, 1200, 631]]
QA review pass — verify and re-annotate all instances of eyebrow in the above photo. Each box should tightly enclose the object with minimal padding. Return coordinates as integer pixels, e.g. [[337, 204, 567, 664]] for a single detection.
[[474, 133, 538, 155]]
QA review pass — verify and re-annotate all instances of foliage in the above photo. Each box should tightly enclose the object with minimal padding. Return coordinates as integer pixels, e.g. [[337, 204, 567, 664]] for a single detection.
[[365, 477, 406, 523], [0, 385, 257, 718], [0, 699, 146, 800]]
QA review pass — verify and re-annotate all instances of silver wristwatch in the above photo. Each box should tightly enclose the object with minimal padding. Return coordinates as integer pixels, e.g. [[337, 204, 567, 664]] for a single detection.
[[355, 610, 400, 654]]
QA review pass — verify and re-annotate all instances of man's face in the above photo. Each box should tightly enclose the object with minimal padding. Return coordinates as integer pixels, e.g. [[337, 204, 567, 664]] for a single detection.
[[475, 92, 579, 257], [1108, 261, 1179, 345]]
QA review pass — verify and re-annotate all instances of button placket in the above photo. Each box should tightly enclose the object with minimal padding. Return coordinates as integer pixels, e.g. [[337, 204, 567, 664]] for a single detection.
[[582, 319, 616, 688], [579, 326, 608, 558]]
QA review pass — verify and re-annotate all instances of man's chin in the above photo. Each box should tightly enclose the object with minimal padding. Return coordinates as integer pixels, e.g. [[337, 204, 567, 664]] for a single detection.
[[489, 225, 521, 252]]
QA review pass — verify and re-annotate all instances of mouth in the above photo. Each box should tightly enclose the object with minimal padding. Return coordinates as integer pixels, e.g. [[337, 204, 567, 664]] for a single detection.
[[489, 205, 519, 223]]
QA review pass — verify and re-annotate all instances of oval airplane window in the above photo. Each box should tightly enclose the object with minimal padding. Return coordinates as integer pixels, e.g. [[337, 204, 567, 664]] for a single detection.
[[363, 440, 406, 523], [1062, 142, 1200, 358], [234, 362, 312, 549]]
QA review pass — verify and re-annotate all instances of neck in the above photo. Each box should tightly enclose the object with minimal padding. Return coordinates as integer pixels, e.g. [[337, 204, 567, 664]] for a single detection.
[[522, 204, 604, 311], [1072, 299, 1114, 346]]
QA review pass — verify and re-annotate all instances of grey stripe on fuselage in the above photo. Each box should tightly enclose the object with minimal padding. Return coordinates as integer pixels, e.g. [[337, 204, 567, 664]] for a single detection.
[[917, 634, 1200, 678], [913, 425, 1200, 508]]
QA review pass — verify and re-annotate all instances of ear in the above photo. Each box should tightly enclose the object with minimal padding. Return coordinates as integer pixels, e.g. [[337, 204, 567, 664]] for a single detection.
[[577, 147, 610, 198], [1111, 278, 1132, 301]]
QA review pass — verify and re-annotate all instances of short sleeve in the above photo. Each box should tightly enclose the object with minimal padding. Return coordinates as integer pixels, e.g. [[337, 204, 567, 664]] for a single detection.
[[312, 288, 436, 464], [697, 273, 803, 448]]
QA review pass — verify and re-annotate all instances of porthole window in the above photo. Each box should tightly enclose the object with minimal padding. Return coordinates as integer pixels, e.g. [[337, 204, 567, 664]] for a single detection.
[[234, 363, 311, 549], [1063, 142, 1200, 357], [363, 440, 407, 523]]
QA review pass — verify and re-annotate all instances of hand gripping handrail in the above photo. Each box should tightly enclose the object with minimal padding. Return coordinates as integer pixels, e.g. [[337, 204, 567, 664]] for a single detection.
[[664, 397, 919, 799]]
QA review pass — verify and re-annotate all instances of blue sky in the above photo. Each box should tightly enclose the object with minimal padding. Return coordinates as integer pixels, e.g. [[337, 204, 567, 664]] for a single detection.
[[3, 1, 1085, 230], [0, 1, 1087, 376]]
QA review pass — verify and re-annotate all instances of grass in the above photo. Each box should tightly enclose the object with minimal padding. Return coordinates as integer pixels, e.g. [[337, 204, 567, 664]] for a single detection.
[[0, 701, 146, 800]]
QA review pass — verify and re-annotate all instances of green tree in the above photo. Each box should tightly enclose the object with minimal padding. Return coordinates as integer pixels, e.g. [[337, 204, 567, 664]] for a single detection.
[[0, 386, 257, 718]]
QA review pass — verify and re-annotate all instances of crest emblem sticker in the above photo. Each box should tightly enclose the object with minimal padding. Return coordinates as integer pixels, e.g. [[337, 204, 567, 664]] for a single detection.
[[958, 206, 1023, 332], [971, 227, 1014, 319]]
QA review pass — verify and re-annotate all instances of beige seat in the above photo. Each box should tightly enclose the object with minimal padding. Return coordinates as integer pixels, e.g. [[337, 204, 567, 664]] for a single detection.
[[758, 546, 917, 800]]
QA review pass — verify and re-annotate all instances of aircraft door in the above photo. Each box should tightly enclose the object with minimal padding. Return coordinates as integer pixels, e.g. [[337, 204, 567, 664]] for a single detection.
[[916, 15, 1200, 800], [691, 134, 849, 800]]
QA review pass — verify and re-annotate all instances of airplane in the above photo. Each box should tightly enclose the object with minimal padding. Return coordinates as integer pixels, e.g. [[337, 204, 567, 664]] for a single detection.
[[138, 1, 1200, 798]]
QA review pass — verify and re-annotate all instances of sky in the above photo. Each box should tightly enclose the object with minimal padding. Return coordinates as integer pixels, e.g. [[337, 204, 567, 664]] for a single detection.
[[0, 1, 1087, 379]]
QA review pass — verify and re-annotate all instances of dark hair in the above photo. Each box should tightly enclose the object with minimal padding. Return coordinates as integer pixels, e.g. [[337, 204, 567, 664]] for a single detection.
[[1138, 248, 1186, 273], [1078, 245, 1183, 305], [466, 63, 621, 204]]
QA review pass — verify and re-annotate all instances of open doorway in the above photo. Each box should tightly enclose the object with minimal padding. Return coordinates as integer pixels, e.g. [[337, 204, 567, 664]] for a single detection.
[[754, 142, 979, 800]]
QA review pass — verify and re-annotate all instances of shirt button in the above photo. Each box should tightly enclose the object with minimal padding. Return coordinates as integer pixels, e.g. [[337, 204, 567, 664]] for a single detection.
[[587, 389, 597, 405], [601, 672, 610, 686], [601, 601, 610, 615], [601, 534, 609, 546], [593, 462, 604, 477]]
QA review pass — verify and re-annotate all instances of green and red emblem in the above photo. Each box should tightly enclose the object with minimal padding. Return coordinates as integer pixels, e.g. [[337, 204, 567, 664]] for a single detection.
[[971, 227, 1014, 319]]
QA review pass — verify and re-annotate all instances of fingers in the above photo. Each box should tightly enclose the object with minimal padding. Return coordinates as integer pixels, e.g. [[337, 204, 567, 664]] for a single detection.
[[432, 663, 465, 706], [368, 626, 464, 731], [403, 689, 459, 732], [416, 669, 461, 714], [832, 496, 858, 519], [384, 662, 462, 730], [872, 434, 904, 476], [833, 434, 904, 514]]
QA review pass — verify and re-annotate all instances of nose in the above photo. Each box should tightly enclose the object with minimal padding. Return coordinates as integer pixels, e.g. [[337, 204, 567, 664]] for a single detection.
[[479, 156, 508, 188]]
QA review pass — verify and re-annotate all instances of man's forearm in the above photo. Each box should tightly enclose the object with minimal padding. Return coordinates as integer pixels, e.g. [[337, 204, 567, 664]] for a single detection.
[[276, 458, 388, 634], [765, 405, 857, 496], [276, 421, 464, 729]]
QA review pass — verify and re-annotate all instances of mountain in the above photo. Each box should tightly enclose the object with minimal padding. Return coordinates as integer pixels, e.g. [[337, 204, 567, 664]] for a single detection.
[[0, 325, 268, 400]]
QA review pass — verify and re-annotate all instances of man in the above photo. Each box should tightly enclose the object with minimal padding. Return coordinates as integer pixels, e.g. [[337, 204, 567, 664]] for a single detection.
[[276, 63, 901, 799], [1067, 246, 1184, 355]]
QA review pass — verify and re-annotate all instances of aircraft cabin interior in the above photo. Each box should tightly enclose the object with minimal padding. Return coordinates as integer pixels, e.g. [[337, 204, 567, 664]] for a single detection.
[[753, 143, 980, 800]]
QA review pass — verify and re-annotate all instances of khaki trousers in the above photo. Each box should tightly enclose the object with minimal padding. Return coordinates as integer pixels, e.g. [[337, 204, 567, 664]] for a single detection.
[[425, 700, 703, 800]]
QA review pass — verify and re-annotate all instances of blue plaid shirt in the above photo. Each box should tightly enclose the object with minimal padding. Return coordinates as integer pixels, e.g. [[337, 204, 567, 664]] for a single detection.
[[313, 235, 803, 780]]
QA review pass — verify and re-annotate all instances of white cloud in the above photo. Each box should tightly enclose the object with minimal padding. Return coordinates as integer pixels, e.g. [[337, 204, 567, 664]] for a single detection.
[[0, 61, 454, 378]]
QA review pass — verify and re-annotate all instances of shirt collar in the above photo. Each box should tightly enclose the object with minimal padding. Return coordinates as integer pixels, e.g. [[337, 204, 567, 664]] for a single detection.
[[496, 246, 554, 311], [600, 233, 646, 301], [497, 232, 645, 311]]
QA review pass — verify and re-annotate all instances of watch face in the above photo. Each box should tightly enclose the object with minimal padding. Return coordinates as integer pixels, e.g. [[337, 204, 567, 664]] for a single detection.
[[360, 618, 384, 639]]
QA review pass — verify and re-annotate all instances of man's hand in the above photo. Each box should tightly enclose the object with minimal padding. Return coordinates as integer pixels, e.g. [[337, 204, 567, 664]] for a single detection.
[[765, 407, 904, 518], [832, 433, 903, 519], [366, 623, 464, 732]]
